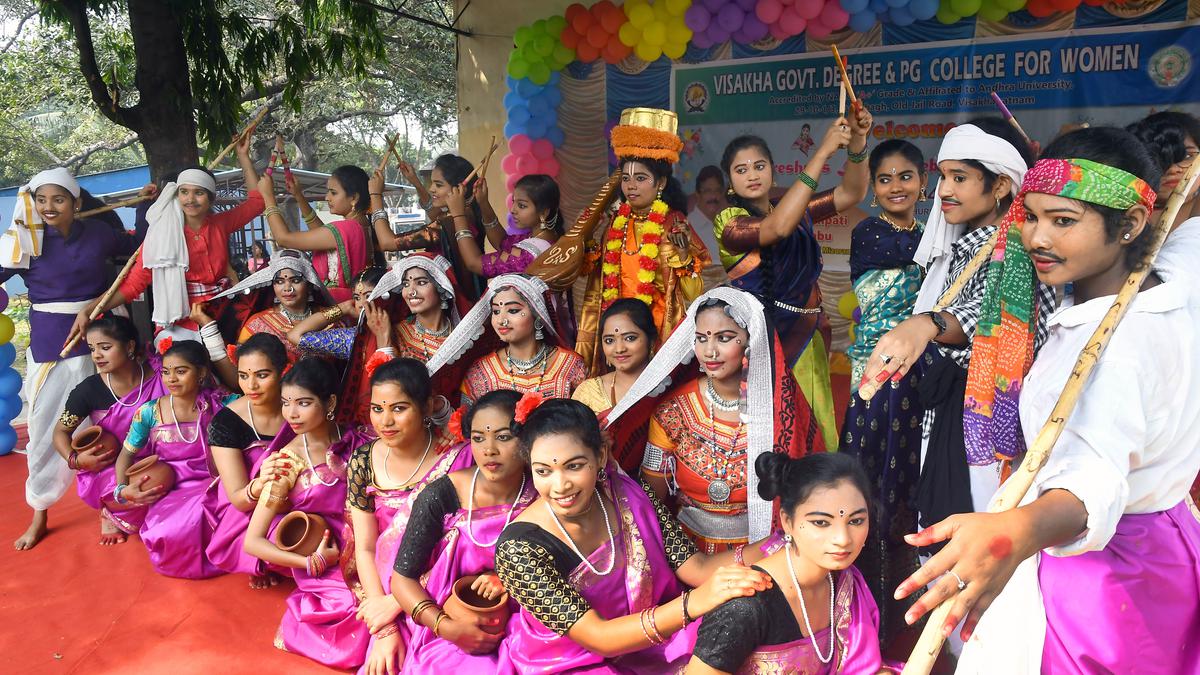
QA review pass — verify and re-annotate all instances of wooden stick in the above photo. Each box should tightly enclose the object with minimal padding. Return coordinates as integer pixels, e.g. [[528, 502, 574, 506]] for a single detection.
[[478, 134, 497, 179], [838, 70, 847, 117], [901, 158, 1200, 675], [77, 194, 154, 218], [208, 104, 270, 169], [831, 45, 857, 103], [990, 91, 1032, 146], [459, 138, 500, 187], [377, 135, 397, 175]]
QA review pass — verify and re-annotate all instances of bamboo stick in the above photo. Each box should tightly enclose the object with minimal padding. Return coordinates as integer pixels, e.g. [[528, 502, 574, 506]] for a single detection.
[[208, 104, 270, 168], [901, 158, 1200, 675], [459, 137, 500, 187], [77, 194, 154, 218], [990, 92, 1032, 147], [831, 45, 857, 103]]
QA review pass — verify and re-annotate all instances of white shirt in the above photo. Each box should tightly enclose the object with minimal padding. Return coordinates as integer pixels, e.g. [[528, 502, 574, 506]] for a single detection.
[[687, 206, 723, 265]]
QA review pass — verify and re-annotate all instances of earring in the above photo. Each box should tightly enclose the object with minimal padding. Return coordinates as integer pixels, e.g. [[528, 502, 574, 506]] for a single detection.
[[1122, 232, 1132, 240], [424, 417, 434, 429], [784, 533, 793, 545], [995, 196, 1002, 212], [870, 193, 878, 207], [655, 188, 663, 201], [534, 319, 544, 341], [326, 409, 335, 421], [597, 468, 609, 483], [726, 186, 735, 197], [440, 298, 448, 309], [921, 189, 929, 202]]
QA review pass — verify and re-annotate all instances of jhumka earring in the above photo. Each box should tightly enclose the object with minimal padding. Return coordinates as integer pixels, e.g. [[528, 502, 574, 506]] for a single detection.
[[534, 319, 545, 341], [726, 186, 735, 196], [870, 193, 878, 207]]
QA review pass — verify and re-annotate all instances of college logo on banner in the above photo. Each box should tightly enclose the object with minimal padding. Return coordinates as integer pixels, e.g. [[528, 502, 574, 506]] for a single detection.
[[684, 82, 709, 113], [1149, 45, 1191, 88]]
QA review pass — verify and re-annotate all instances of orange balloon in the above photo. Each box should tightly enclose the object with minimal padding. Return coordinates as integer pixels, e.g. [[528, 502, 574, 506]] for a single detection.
[[576, 41, 602, 62]]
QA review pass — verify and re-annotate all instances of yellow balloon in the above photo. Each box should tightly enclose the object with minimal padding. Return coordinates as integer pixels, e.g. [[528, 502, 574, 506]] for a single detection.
[[635, 41, 663, 62], [663, 40, 687, 59], [618, 22, 642, 48], [628, 3, 654, 28], [667, 22, 693, 45], [642, 22, 667, 46], [837, 291, 859, 320], [847, 323, 857, 343], [0, 314, 13, 345]]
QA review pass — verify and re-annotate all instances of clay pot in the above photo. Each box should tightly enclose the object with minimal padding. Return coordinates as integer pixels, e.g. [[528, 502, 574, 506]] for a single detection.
[[444, 574, 510, 636], [71, 425, 120, 456], [273, 511, 329, 556], [126, 454, 176, 494]]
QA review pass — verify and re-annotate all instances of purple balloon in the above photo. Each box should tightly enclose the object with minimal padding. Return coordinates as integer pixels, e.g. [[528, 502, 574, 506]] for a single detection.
[[717, 4, 745, 32], [691, 30, 715, 49], [852, 307, 862, 323], [706, 24, 732, 44], [684, 5, 712, 32], [702, 0, 726, 11], [735, 0, 758, 10], [740, 14, 770, 41]]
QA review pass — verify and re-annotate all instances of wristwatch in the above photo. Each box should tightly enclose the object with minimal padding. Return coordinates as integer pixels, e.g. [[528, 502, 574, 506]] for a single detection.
[[922, 311, 948, 338]]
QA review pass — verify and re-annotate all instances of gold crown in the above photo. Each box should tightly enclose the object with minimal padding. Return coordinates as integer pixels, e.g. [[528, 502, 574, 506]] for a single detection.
[[618, 107, 678, 135], [611, 107, 683, 164]]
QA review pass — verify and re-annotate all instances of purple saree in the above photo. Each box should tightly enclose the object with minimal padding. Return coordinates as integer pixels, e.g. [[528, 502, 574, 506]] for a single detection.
[[204, 435, 277, 575]]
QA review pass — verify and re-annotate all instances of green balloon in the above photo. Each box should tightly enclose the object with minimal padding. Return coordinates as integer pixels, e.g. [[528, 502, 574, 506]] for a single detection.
[[528, 61, 551, 85], [936, 6, 963, 22], [979, 2, 1008, 20], [950, 0, 981, 15], [996, 0, 1025, 11], [0, 314, 11, 345], [514, 25, 533, 48], [507, 54, 529, 79], [552, 44, 575, 66], [532, 19, 547, 34], [545, 15, 567, 38], [533, 34, 555, 57]]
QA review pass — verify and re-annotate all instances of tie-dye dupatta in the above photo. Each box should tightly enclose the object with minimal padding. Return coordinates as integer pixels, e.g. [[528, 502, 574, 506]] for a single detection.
[[964, 158, 1157, 465]]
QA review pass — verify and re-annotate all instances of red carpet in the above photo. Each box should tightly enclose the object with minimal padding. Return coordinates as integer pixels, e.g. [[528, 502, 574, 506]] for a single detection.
[[0, 449, 342, 675]]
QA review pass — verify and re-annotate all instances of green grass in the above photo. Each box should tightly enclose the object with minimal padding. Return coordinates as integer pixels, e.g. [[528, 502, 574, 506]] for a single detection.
[[8, 294, 30, 379]]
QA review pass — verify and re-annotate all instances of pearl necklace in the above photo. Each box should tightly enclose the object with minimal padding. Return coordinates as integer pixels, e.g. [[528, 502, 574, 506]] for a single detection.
[[544, 488, 616, 576], [784, 543, 837, 664], [303, 432, 339, 487], [465, 468, 526, 548], [704, 376, 741, 413], [382, 431, 433, 487], [168, 395, 201, 444], [104, 362, 146, 408]]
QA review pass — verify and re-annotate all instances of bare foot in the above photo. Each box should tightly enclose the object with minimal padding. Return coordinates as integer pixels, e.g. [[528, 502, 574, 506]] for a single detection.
[[14, 510, 48, 551], [249, 571, 284, 590], [99, 513, 128, 546]]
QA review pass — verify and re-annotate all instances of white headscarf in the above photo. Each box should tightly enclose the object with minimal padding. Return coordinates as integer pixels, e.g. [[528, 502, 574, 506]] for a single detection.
[[2, 168, 80, 269], [426, 274, 558, 377], [211, 248, 333, 305], [142, 169, 219, 326], [913, 124, 1028, 312], [368, 253, 461, 322], [606, 287, 778, 542]]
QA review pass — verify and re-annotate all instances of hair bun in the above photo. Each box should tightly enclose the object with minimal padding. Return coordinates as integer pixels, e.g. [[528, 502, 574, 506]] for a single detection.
[[754, 452, 791, 501]]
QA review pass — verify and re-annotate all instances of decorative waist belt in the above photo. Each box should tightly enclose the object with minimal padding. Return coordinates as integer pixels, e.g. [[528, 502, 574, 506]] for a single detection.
[[774, 299, 821, 314], [186, 278, 230, 299], [677, 504, 749, 541]]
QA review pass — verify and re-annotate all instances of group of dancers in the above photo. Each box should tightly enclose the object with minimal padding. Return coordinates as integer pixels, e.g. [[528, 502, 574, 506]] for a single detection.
[[4, 101, 1199, 674]]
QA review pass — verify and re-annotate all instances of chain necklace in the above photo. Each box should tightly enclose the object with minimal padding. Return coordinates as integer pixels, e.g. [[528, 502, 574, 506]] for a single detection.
[[381, 431, 433, 487], [544, 488, 616, 576], [505, 343, 549, 373], [279, 304, 312, 324], [411, 314, 450, 338], [620, 215, 644, 255], [466, 468, 527, 548], [784, 544, 837, 664], [104, 362, 146, 408], [168, 395, 201, 444], [704, 376, 741, 412], [704, 396, 744, 504], [878, 211, 918, 232], [302, 432, 339, 487], [246, 400, 263, 442]]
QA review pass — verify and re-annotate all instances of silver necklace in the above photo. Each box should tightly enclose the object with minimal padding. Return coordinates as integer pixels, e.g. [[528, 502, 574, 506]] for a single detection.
[[303, 432, 339, 487], [382, 431, 433, 487], [784, 544, 837, 664], [279, 305, 312, 324], [465, 468, 526, 548], [544, 488, 616, 576], [411, 314, 450, 338], [703, 396, 744, 504], [168, 395, 201, 444], [104, 362, 146, 408], [246, 401, 262, 442], [704, 376, 741, 412], [505, 343, 549, 374]]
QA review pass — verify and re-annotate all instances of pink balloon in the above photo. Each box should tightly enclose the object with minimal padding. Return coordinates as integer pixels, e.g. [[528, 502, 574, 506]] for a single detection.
[[539, 156, 561, 176], [501, 153, 519, 173], [531, 138, 555, 160], [768, 21, 792, 40], [509, 134, 533, 156], [796, 0, 824, 19], [820, 1, 850, 29], [516, 154, 538, 175], [756, 0, 784, 23], [506, 174, 519, 192], [778, 7, 807, 34], [807, 17, 833, 37]]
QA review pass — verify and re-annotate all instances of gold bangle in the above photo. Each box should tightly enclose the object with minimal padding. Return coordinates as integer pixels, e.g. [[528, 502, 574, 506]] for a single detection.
[[432, 611, 449, 638], [303, 211, 320, 224], [262, 206, 282, 219], [322, 306, 344, 322], [410, 600, 436, 622]]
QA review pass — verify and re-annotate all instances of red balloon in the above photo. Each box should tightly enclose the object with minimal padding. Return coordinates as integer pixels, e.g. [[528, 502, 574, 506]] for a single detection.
[[571, 10, 594, 35], [501, 153, 519, 173], [560, 26, 582, 50], [516, 154, 538, 175], [587, 23, 609, 48], [576, 41, 602, 62], [1026, 0, 1055, 16], [565, 3, 589, 25], [1052, 0, 1078, 10], [599, 5, 625, 33], [603, 39, 633, 63], [506, 174, 519, 192]]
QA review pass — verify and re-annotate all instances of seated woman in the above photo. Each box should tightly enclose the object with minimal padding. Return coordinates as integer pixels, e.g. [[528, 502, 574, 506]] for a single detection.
[[571, 298, 658, 473], [347, 358, 474, 674], [426, 274, 586, 406], [686, 452, 893, 674], [609, 288, 822, 554], [261, 167, 377, 303], [390, 390, 533, 673], [205, 335, 289, 586], [495, 398, 774, 674], [55, 315, 163, 545], [113, 339, 235, 578], [242, 357, 374, 669]]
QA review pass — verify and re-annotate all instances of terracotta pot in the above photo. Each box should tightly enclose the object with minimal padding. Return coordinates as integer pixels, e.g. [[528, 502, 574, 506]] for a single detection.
[[71, 425, 120, 455], [273, 511, 329, 556], [126, 454, 176, 494], [444, 574, 510, 636]]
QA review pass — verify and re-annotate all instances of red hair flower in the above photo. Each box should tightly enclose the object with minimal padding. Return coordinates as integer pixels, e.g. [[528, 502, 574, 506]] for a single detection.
[[365, 350, 394, 382], [157, 336, 173, 355], [226, 344, 239, 363], [513, 391, 546, 425], [448, 406, 466, 441]]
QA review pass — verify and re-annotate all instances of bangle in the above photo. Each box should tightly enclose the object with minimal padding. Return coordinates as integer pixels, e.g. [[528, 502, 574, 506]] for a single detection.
[[455, 230, 475, 241], [798, 172, 819, 191], [410, 599, 436, 622], [451, 214, 469, 221], [432, 611, 449, 638], [638, 609, 655, 645], [113, 483, 129, 505], [482, 218, 500, 229], [370, 192, 384, 196], [371, 209, 387, 223], [847, 146, 869, 163], [262, 205, 283, 219], [199, 321, 228, 363], [303, 211, 321, 225], [645, 606, 665, 644], [322, 306, 344, 322], [733, 544, 746, 566], [244, 479, 261, 503], [375, 623, 398, 639], [682, 590, 694, 626], [67, 450, 79, 470]]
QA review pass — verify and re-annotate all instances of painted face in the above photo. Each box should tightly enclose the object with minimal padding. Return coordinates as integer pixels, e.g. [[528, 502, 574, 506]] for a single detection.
[[1021, 192, 1132, 287], [600, 312, 652, 374], [369, 381, 427, 448], [428, 168, 452, 209], [401, 267, 441, 315], [273, 270, 310, 311], [86, 329, 133, 375], [696, 176, 727, 216], [33, 184, 78, 229], [936, 160, 1001, 225], [281, 383, 331, 435], [236, 351, 282, 404], [529, 432, 605, 519], [694, 305, 749, 381], [469, 405, 525, 484], [161, 354, 204, 397], [782, 480, 870, 573], [1159, 135, 1199, 203], [176, 184, 213, 220], [620, 161, 663, 211], [325, 176, 357, 217], [510, 186, 542, 230], [873, 155, 925, 216], [728, 147, 773, 202], [352, 282, 377, 315], [490, 288, 535, 344]]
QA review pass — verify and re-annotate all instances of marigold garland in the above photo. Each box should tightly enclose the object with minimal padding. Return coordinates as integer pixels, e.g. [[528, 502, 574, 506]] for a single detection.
[[601, 199, 668, 309]]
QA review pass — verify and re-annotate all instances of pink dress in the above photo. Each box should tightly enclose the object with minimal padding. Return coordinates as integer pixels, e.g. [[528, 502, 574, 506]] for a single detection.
[[204, 420, 277, 575], [311, 218, 370, 303]]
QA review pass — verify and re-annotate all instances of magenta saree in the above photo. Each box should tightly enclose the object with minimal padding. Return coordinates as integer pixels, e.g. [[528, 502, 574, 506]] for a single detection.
[[204, 435, 277, 575]]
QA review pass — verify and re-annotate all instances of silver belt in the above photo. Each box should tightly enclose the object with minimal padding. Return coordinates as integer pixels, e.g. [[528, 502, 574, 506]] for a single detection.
[[677, 505, 748, 541], [774, 299, 822, 314]]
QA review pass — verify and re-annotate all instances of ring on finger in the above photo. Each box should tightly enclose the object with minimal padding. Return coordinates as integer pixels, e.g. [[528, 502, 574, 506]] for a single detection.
[[947, 570, 967, 591], [879, 353, 893, 365]]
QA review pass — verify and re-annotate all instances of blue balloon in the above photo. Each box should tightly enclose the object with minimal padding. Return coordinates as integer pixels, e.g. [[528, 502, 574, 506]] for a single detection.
[[503, 91, 522, 110], [542, 108, 559, 128], [889, 5, 915, 24], [869, 0, 889, 13], [548, 71, 561, 86], [528, 95, 551, 117], [841, 0, 871, 13], [0, 425, 16, 456], [508, 105, 531, 125], [547, 127, 566, 148], [0, 343, 14, 370], [0, 368, 20, 397], [543, 86, 563, 108], [504, 121, 525, 138], [886, 0, 909, 8], [909, 0, 939, 18], [515, 78, 543, 99], [0, 396, 18, 425], [526, 118, 549, 139], [849, 10, 877, 32]]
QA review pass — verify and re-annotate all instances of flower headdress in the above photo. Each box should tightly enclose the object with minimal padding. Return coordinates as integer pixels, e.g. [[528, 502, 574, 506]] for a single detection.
[[364, 350, 395, 382], [447, 405, 467, 442], [513, 391, 546, 427], [157, 336, 174, 356]]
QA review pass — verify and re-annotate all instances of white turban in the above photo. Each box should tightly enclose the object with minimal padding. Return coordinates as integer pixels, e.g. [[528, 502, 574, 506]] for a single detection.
[[1, 168, 81, 269], [141, 168, 218, 326]]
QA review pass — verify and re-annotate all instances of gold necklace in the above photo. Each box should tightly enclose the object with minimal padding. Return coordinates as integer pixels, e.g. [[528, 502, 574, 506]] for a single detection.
[[878, 211, 917, 232]]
